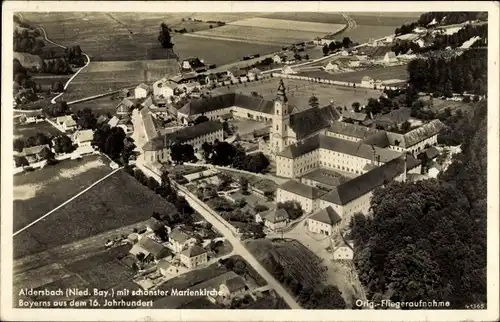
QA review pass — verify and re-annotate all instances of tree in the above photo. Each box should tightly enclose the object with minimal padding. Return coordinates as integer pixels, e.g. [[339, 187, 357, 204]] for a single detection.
[[277, 200, 303, 220], [136, 252, 146, 262], [308, 95, 319, 109], [201, 141, 212, 160], [158, 23, 174, 49], [52, 135, 74, 154], [170, 143, 196, 164], [194, 115, 209, 124], [75, 108, 97, 129], [45, 100, 70, 117], [13, 139, 25, 153], [239, 177, 249, 194], [401, 120, 412, 133], [322, 44, 329, 56], [342, 37, 352, 48], [243, 152, 270, 173], [38, 146, 54, 161], [351, 102, 361, 112], [14, 156, 29, 168]]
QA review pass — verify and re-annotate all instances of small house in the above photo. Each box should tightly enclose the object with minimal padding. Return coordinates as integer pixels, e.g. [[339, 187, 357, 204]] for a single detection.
[[247, 68, 262, 81], [360, 76, 374, 87], [332, 243, 354, 260], [324, 61, 343, 72], [116, 98, 135, 116], [157, 259, 179, 277], [153, 78, 177, 99], [219, 275, 247, 300], [73, 129, 94, 148], [180, 245, 208, 268], [96, 115, 109, 125], [307, 206, 341, 236], [108, 116, 120, 128], [383, 51, 397, 64], [55, 115, 77, 132], [135, 83, 150, 99], [168, 228, 197, 253], [129, 237, 173, 262], [272, 53, 286, 64], [21, 144, 51, 164], [261, 208, 289, 231], [281, 66, 297, 74]]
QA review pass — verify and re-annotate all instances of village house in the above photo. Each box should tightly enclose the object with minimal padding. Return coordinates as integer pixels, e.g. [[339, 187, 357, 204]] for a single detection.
[[19, 110, 44, 124], [281, 66, 297, 74], [141, 120, 224, 163], [135, 83, 150, 99], [307, 206, 342, 236], [332, 239, 354, 260], [204, 74, 219, 86], [258, 208, 290, 231], [73, 129, 94, 148], [21, 144, 51, 164], [153, 78, 177, 99], [360, 76, 375, 87], [116, 98, 135, 117], [247, 68, 262, 81], [218, 275, 247, 301], [180, 245, 208, 268], [382, 51, 398, 64], [129, 237, 173, 262], [168, 228, 197, 253], [157, 259, 180, 277], [181, 57, 204, 71], [55, 115, 77, 132], [131, 106, 160, 153], [230, 70, 248, 83]]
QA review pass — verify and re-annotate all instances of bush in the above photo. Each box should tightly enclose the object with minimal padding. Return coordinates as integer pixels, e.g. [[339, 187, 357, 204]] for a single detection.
[[462, 96, 471, 103], [254, 204, 269, 213]]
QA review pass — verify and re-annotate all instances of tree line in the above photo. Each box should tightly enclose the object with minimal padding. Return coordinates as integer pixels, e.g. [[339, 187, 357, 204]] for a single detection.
[[394, 11, 488, 35], [349, 101, 487, 309], [322, 37, 353, 56], [407, 48, 487, 96]]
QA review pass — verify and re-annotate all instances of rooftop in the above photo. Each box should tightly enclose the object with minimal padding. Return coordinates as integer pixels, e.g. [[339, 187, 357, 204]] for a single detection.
[[289, 106, 340, 140], [320, 154, 421, 205], [263, 208, 289, 224], [278, 179, 326, 199], [181, 245, 206, 258], [21, 144, 50, 156], [310, 206, 341, 225], [386, 120, 446, 148], [169, 228, 193, 243], [301, 168, 348, 187], [129, 237, 169, 258], [328, 121, 379, 140], [223, 275, 247, 293], [74, 129, 94, 143], [142, 121, 223, 151], [136, 83, 149, 91]]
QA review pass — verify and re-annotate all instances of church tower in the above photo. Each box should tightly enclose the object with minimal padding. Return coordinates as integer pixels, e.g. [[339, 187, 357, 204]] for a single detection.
[[271, 79, 291, 154]]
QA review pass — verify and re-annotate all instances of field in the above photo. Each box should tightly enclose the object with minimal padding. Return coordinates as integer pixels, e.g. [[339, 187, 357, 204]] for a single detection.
[[14, 169, 178, 258], [299, 64, 409, 83], [261, 12, 346, 24], [13, 155, 112, 233], [214, 77, 384, 110], [229, 17, 345, 34], [246, 239, 327, 290], [62, 60, 179, 101], [341, 25, 399, 44], [69, 95, 120, 115], [14, 121, 63, 140]]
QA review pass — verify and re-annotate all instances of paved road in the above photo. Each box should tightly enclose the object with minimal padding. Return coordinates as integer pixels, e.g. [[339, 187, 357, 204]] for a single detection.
[[174, 184, 302, 309]]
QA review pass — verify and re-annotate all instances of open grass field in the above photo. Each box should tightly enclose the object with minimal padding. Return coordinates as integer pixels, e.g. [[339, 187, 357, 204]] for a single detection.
[[214, 77, 383, 110], [299, 64, 409, 83], [342, 25, 398, 44], [13, 155, 113, 232], [69, 95, 120, 115], [13, 121, 63, 140], [261, 12, 346, 24], [15, 169, 178, 258], [229, 17, 345, 34], [63, 59, 179, 101]]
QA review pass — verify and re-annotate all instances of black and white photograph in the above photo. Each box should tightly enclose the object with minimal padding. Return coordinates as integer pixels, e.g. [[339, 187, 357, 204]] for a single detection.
[[1, 1, 499, 321]]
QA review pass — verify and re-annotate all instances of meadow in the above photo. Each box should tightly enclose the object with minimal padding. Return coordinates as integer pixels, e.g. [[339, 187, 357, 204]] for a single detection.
[[69, 95, 121, 115], [261, 12, 346, 24], [14, 121, 63, 140], [298, 64, 409, 83], [16, 170, 178, 255], [229, 17, 345, 34], [213, 77, 384, 109], [13, 155, 113, 232]]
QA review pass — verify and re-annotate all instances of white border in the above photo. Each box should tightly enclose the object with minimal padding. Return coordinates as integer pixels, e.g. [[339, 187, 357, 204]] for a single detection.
[[1, 1, 499, 321]]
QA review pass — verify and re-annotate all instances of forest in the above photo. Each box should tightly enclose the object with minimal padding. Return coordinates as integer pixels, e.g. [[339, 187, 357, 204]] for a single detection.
[[407, 49, 487, 96], [350, 101, 487, 309], [395, 12, 488, 35]]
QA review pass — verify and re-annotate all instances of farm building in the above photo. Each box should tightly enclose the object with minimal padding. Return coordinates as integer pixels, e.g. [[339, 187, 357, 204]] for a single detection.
[[307, 206, 341, 236], [135, 83, 150, 99], [382, 52, 398, 64], [332, 240, 354, 260], [16, 109, 44, 123], [181, 57, 204, 71], [168, 228, 197, 253], [20, 144, 51, 164], [340, 110, 369, 124], [141, 120, 224, 163], [360, 76, 374, 87], [157, 259, 180, 277], [218, 275, 247, 300], [73, 129, 94, 148], [180, 246, 208, 269], [55, 115, 77, 132], [153, 78, 177, 99], [129, 237, 173, 262], [116, 98, 135, 117], [257, 208, 289, 231]]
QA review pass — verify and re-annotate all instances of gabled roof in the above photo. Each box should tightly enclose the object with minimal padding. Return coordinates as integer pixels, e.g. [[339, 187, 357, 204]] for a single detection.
[[263, 208, 289, 224], [64, 118, 77, 127], [169, 228, 193, 244], [361, 131, 391, 148], [74, 129, 94, 142], [320, 154, 420, 205], [310, 206, 341, 225], [421, 146, 440, 160], [178, 93, 276, 116], [136, 83, 149, 91], [289, 106, 337, 140], [301, 168, 347, 187], [56, 115, 73, 123], [140, 107, 159, 142], [278, 180, 326, 199], [328, 121, 379, 140], [342, 111, 368, 122], [116, 98, 135, 111], [130, 237, 169, 258], [386, 120, 446, 148], [108, 116, 120, 127], [181, 245, 206, 258], [375, 107, 412, 125], [141, 96, 154, 108], [96, 115, 109, 124], [21, 144, 50, 156], [142, 121, 223, 151], [223, 275, 246, 293], [157, 258, 173, 270]]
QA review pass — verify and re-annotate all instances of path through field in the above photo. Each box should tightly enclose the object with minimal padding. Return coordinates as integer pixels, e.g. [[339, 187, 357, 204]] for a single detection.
[[13, 167, 122, 237]]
